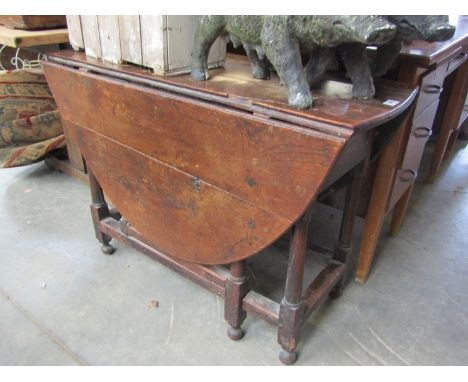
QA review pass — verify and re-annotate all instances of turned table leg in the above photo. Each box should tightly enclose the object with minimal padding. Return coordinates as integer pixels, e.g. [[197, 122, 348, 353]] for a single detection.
[[277, 210, 311, 365], [88, 168, 115, 255], [225, 260, 249, 341], [330, 165, 363, 298]]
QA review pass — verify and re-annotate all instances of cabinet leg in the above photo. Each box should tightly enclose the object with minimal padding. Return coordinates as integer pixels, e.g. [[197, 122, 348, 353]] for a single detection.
[[428, 126, 453, 184], [390, 183, 414, 236], [356, 210, 385, 283], [443, 129, 460, 160], [88, 168, 115, 255], [225, 260, 249, 341], [428, 60, 468, 183], [277, 211, 311, 365], [356, 124, 404, 283]]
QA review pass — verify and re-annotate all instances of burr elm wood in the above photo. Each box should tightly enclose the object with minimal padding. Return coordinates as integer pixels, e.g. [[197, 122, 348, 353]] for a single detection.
[[43, 50, 416, 364]]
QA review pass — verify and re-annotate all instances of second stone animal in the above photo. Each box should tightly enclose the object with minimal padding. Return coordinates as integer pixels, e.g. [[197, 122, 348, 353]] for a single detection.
[[305, 16, 456, 99]]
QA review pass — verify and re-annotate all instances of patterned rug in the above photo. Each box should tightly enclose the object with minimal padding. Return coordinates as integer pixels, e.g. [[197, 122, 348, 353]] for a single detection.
[[0, 68, 65, 168]]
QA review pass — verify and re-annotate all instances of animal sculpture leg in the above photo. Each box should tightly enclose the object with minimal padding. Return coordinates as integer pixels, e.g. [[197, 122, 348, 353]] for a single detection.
[[243, 43, 270, 79], [191, 16, 226, 81], [304, 47, 335, 88], [371, 39, 403, 78], [261, 17, 312, 109], [338, 43, 375, 99]]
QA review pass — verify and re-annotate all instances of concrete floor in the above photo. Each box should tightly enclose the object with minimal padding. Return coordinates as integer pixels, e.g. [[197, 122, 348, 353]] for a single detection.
[[0, 140, 467, 366]]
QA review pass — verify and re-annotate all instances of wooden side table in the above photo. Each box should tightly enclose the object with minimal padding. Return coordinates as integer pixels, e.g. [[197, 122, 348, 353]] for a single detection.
[[356, 15, 468, 283]]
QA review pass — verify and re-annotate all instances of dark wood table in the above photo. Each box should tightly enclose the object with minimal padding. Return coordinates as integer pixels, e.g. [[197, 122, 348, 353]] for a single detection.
[[356, 15, 468, 283], [43, 50, 416, 364]]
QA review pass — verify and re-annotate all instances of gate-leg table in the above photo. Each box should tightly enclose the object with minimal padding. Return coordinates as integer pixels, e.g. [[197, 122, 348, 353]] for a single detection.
[[44, 50, 416, 364]]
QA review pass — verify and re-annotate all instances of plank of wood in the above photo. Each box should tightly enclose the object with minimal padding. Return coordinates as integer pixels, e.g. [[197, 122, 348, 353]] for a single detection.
[[166, 15, 196, 71], [98, 15, 121, 64], [152, 16, 225, 76], [164, 16, 225, 75], [140, 15, 165, 73], [0, 25, 69, 48], [65, 16, 84, 50], [118, 15, 142, 66], [80, 15, 101, 59], [0, 16, 66, 30]]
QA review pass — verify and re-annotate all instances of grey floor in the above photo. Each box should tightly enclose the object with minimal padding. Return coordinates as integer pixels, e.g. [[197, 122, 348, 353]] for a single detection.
[[0, 140, 467, 366]]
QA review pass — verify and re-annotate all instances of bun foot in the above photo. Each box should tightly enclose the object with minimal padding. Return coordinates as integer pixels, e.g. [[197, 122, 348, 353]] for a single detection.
[[279, 349, 297, 365], [227, 325, 244, 341], [329, 288, 343, 299], [329, 280, 344, 299], [101, 243, 115, 255]]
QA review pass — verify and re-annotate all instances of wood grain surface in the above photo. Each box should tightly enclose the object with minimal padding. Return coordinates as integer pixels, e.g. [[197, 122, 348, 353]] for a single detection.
[[44, 62, 348, 264], [0, 25, 68, 48], [46, 50, 417, 133], [43, 53, 417, 265]]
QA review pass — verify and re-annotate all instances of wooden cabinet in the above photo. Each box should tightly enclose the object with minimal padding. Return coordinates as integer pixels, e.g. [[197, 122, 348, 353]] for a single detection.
[[429, 59, 468, 178], [413, 65, 445, 117], [388, 99, 439, 209], [356, 15, 468, 283], [66, 15, 226, 76]]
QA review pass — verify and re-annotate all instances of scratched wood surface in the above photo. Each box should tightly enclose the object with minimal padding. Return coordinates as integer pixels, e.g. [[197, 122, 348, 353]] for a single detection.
[[43, 52, 417, 265], [47, 50, 417, 133], [44, 62, 346, 264]]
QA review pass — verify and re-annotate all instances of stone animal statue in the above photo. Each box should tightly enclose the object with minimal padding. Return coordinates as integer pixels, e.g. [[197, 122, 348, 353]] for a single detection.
[[305, 16, 456, 99], [191, 16, 397, 109], [372, 15, 455, 77]]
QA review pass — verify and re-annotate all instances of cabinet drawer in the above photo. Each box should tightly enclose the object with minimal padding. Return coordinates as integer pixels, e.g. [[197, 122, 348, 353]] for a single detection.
[[401, 99, 439, 171], [413, 64, 446, 117], [388, 99, 440, 209]]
